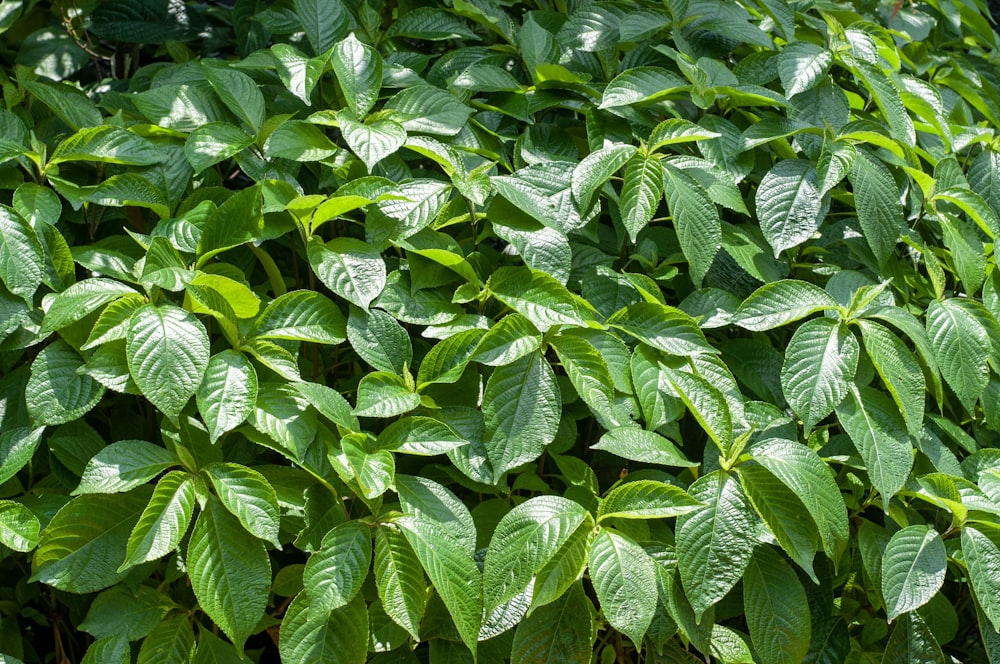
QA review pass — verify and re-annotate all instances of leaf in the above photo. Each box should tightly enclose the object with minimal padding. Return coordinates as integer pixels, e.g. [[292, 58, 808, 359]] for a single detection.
[[858, 320, 925, 437], [31, 490, 149, 593], [756, 159, 825, 256], [13, 183, 61, 227], [483, 496, 588, 611], [849, 150, 903, 267], [187, 496, 270, 652], [483, 351, 561, 480], [881, 525, 946, 621], [743, 546, 811, 664], [196, 350, 258, 443], [416, 329, 484, 387], [676, 471, 757, 620], [331, 33, 382, 117], [396, 517, 482, 655], [347, 305, 412, 374], [121, 470, 196, 569], [588, 529, 657, 646], [836, 387, 914, 511], [264, 121, 338, 161], [0, 499, 40, 552], [251, 290, 347, 345], [591, 427, 697, 467], [598, 480, 703, 521], [383, 85, 472, 136], [599, 67, 687, 108], [353, 372, 420, 419], [471, 314, 541, 366], [733, 280, 840, 331], [127, 304, 210, 420], [778, 42, 832, 96], [203, 63, 265, 133], [41, 278, 137, 335], [75, 440, 178, 495], [375, 416, 467, 456], [881, 613, 947, 664], [79, 585, 174, 640], [488, 266, 594, 332], [925, 298, 990, 413], [962, 525, 1000, 632], [88, 0, 199, 43], [49, 125, 162, 166], [0, 427, 46, 486], [620, 154, 664, 242], [203, 462, 281, 546], [337, 110, 406, 171], [0, 205, 44, 300], [184, 123, 253, 173], [748, 438, 850, 560], [666, 365, 735, 454], [780, 317, 859, 432], [395, 474, 476, 555], [817, 139, 856, 197], [549, 334, 619, 429], [607, 302, 716, 356], [851, 61, 916, 147], [292, 380, 359, 432], [292, 0, 349, 55], [308, 237, 387, 309], [279, 592, 368, 664], [135, 615, 195, 664], [511, 581, 595, 664], [341, 436, 394, 499], [303, 521, 371, 612], [25, 341, 103, 426], [662, 163, 721, 285], [197, 185, 263, 264], [374, 525, 427, 640], [571, 143, 637, 213]]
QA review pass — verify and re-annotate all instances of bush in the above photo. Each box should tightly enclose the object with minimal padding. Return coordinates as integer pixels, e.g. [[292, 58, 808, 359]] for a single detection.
[[2, 0, 1000, 662]]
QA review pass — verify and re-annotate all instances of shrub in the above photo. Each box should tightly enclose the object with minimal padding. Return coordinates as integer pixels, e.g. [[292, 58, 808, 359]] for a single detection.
[[2, 0, 1000, 662]]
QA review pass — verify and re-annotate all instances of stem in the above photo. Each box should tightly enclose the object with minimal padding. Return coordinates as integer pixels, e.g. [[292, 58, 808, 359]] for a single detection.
[[250, 244, 287, 296]]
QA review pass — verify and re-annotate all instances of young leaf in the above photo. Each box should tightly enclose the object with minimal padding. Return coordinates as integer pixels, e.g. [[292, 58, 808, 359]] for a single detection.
[[858, 320, 925, 437], [849, 150, 904, 267], [353, 372, 420, 418], [620, 154, 663, 242], [203, 63, 266, 133], [251, 290, 347, 345], [331, 33, 382, 117], [488, 266, 594, 331], [962, 525, 1000, 632], [662, 163, 721, 285], [187, 496, 270, 652], [0, 500, 40, 552]]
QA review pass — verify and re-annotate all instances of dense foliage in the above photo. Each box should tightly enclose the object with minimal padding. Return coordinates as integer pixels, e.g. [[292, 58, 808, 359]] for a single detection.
[[5, 0, 1000, 661]]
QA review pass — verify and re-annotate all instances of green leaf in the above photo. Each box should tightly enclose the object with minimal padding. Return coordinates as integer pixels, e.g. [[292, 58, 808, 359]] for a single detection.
[[836, 387, 914, 511], [41, 278, 137, 335], [962, 525, 1000, 632], [416, 329, 484, 387], [25, 340, 104, 426], [0, 499, 40, 552], [511, 581, 595, 664], [817, 139, 856, 197], [676, 471, 757, 620], [925, 298, 990, 413], [203, 63, 266, 133], [483, 495, 588, 611], [127, 304, 210, 420], [395, 474, 476, 555], [396, 516, 482, 655], [665, 366, 734, 454], [591, 427, 696, 467], [0, 205, 44, 300], [662, 163, 721, 285], [187, 496, 270, 652], [196, 350, 258, 443], [292, 380, 359, 432], [376, 416, 467, 456], [347, 305, 412, 374], [81, 635, 129, 664], [374, 525, 427, 640], [881, 613, 947, 664], [607, 302, 716, 356], [193, 630, 244, 664], [781, 317, 859, 432], [483, 350, 560, 480], [203, 462, 280, 545], [49, 125, 161, 166], [75, 440, 178, 495], [308, 237, 386, 309], [882, 525, 946, 621], [24, 79, 102, 130], [588, 528, 657, 646], [184, 123, 253, 173], [293, 0, 349, 55], [13, 183, 62, 227], [748, 438, 850, 560], [383, 85, 472, 136], [341, 436, 394, 499], [135, 615, 195, 664], [251, 290, 346, 345], [620, 154, 664, 242], [571, 143, 636, 213], [549, 334, 619, 429], [31, 490, 150, 593], [331, 33, 382, 117], [79, 585, 174, 640], [279, 591, 369, 664], [858, 320, 925, 437], [121, 470, 196, 569], [756, 159, 825, 256], [337, 110, 406, 171], [778, 42, 832, 96], [599, 67, 687, 108], [81, 173, 169, 219], [743, 545, 811, 664], [303, 520, 371, 612], [849, 150, 903, 266], [488, 266, 594, 332], [598, 480, 703, 521], [471, 314, 540, 366], [850, 61, 915, 147], [353, 372, 420, 418], [733, 279, 840, 331], [197, 185, 264, 264], [264, 120, 338, 161], [0, 427, 46, 486]]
